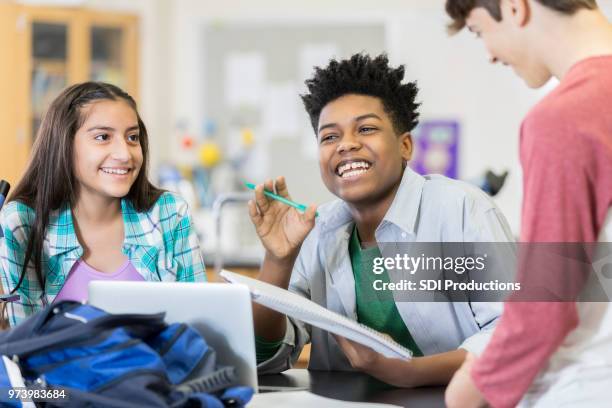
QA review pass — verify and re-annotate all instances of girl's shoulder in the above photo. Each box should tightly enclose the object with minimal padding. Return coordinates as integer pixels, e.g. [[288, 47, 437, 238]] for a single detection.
[[0, 200, 35, 227], [121, 192, 193, 247], [0, 200, 36, 243], [153, 191, 187, 208], [149, 191, 189, 218], [123, 191, 192, 230]]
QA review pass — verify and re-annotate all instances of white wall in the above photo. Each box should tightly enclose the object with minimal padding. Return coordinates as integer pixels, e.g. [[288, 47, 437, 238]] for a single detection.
[[168, 0, 542, 234], [84, 0, 612, 235], [83, 0, 175, 178], [385, 10, 542, 235]]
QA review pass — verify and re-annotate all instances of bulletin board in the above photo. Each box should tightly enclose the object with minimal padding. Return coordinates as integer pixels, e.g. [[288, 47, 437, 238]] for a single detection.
[[201, 22, 386, 204], [410, 120, 460, 179]]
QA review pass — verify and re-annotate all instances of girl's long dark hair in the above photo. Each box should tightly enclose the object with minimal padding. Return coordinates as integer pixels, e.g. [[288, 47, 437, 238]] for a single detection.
[[9, 82, 164, 295]]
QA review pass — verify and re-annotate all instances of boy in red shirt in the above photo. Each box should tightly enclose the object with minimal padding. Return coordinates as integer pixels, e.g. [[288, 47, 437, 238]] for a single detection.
[[443, 0, 612, 406]]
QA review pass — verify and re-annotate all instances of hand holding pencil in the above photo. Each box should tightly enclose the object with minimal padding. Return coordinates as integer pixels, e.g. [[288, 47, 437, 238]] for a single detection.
[[246, 176, 317, 261]]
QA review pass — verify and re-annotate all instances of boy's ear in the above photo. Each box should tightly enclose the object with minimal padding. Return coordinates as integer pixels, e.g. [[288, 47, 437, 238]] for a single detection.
[[503, 0, 530, 27], [400, 132, 413, 163]]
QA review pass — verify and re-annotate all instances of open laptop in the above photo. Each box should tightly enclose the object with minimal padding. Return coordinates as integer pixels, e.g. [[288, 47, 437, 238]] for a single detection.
[[88, 281, 258, 390]]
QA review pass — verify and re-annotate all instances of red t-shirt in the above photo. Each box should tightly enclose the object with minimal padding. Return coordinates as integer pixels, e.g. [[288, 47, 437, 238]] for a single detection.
[[471, 56, 612, 407]]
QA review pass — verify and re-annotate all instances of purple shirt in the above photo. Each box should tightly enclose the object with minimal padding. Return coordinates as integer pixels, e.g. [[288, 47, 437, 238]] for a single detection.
[[54, 259, 145, 303]]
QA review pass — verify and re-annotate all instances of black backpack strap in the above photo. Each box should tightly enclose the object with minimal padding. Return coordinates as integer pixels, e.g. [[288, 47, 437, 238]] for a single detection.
[[174, 367, 239, 395], [0, 311, 166, 357]]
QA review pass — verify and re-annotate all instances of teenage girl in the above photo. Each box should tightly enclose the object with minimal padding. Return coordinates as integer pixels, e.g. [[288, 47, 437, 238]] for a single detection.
[[0, 82, 206, 326]]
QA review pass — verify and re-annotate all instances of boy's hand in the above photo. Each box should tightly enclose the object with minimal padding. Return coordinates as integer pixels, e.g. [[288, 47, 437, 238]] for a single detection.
[[334, 335, 468, 389], [333, 335, 418, 388], [248, 176, 317, 261], [445, 353, 487, 408]]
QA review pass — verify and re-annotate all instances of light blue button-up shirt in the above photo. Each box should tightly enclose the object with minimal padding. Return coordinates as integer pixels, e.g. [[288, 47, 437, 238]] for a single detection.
[[258, 167, 514, 373]]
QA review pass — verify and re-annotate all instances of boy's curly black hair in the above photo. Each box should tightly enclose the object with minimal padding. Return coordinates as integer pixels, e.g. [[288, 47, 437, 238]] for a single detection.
[[301, 53, 420, 136]]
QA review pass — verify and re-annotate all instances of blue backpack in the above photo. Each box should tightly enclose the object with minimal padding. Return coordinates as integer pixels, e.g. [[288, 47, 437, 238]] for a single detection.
[[0, 301, 253, 407]]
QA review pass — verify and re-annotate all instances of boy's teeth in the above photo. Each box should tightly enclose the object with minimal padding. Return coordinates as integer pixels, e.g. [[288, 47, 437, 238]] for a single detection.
[[341, 169, 367, 178], [338, 161, 370, 176]]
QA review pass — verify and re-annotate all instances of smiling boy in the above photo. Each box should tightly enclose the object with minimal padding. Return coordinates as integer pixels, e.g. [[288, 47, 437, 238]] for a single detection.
[[443, 1, 612, 407], [248, 54, 515, 387]]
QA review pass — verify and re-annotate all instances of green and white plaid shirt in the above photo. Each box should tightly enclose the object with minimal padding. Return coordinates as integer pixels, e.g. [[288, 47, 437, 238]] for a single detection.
[[0, 192, 206, 326]]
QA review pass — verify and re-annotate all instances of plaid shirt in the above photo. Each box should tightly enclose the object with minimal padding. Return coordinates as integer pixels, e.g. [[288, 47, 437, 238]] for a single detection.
[[0, 192, 206, 326]]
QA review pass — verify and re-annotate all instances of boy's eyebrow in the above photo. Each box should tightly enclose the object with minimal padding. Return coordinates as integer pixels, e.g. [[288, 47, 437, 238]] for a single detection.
[[355, 113, 382, 122], [318, 122, 337, 133], [318, 113, 382, 133], [87, 125, 140, 132]]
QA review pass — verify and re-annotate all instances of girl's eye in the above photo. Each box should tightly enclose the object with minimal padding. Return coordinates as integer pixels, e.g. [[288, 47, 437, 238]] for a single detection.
[[94, 134, 109, 141], [127, 134, 140, 143]]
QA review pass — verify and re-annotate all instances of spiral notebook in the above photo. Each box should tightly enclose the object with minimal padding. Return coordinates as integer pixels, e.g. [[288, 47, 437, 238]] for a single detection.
[[220, 270, 413, 360]]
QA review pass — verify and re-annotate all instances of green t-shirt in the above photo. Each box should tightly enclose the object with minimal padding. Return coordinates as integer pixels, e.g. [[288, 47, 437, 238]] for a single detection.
[[350, 226, 423, 357], [255, 335, 284, 364]]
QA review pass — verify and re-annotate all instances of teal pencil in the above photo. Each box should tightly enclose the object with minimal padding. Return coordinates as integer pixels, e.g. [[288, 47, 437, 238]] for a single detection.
[[244, 182, 318, 217]]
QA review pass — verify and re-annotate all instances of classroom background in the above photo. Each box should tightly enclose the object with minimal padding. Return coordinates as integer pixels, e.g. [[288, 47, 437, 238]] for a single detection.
[[2, 0, 611, 273]]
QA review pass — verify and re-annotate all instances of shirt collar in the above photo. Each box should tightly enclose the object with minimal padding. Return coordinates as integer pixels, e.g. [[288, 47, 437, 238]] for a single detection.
[[45, 201, 80, 257], [382, 167, 425, 236], [120, 198, 156, 248], [319, 167, 425, 236]]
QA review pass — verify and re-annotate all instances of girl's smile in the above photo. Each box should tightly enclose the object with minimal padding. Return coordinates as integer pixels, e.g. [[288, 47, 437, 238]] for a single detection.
[[100, 167, 131, 175]]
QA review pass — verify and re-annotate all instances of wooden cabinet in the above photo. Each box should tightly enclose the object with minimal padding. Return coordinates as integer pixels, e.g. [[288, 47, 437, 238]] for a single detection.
[[0, 3, 138, 187]]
